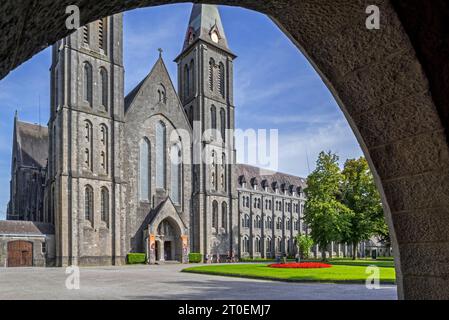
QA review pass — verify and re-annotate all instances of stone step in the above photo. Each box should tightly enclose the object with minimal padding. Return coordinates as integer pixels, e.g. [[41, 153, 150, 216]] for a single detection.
[[155, 260, 181, 265]]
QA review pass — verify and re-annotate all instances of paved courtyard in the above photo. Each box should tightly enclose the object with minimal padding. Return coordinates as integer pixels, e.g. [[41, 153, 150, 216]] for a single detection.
[[0, 264, 397, 300]]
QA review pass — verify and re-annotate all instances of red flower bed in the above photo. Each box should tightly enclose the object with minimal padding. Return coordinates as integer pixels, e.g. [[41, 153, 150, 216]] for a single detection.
[[269, 262, 332, 269]]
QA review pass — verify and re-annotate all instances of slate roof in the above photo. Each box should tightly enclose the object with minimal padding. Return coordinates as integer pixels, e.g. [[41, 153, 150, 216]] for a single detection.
[[16, 120, 48, 168], [236, 164, 307, 194], [0, 220, 54, 235]]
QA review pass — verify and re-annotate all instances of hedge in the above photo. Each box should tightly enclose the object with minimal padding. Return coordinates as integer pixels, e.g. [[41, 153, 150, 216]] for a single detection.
[[127, 253, 146, 264], [189, 252, 202, 263]]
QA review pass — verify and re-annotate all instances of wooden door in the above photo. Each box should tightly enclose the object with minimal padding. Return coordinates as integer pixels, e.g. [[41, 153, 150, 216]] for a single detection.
[[7, 241, 33, 267]]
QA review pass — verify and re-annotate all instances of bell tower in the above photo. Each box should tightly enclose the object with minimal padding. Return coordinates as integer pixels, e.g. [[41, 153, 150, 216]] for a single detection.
[[48, 14, 125, 266], [175, 4, 238, 257]]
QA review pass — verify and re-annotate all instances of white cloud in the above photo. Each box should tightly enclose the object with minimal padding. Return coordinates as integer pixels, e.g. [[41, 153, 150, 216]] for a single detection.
[[236, 118, 363, 177]]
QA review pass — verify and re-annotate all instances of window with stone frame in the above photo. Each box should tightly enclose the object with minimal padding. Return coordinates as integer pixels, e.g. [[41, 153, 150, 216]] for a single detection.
[[218, 62, 225, 98], [85, 185, 94, 224], [209, 58, 215, 91], [101, 187, 109, 226], [255, 237, 261, 253], [156, 121, 167, 189], [170, 143, 182, 205], [139, 138, 150, 201], [189, 59, 195, 95], [84, 120, 93, 171], [220, 108, 226, 142], [221, 202, 227, 231], [212, 200, 219, 230], [83, 62, 93, 105]]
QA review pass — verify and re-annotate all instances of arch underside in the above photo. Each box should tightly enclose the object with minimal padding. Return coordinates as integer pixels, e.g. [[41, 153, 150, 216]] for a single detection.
[[2, 0, 449, 299]]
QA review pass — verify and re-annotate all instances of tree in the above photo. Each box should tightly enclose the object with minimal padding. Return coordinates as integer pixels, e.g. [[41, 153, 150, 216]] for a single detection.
[[304, 151, 352, 261], [296, 234, 313, 259], [340, 157, 387, 259]]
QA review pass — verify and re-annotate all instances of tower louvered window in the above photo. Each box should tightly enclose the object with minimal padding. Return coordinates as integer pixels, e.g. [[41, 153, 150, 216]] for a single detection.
[[99, 19, 104, 50], [209, 59, 214, 91], [218, 62, 225, 97], [83, 25, 89, 46]]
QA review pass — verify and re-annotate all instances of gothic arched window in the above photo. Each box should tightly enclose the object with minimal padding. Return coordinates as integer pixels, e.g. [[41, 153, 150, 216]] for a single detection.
[[267, 237, 272, 253], [100, 124, 108, 173], [83, 62, 93, 105], [211, 151, 216, 189], [170, 143, 182, 204], [157, 84, 166, 104], [255, 237, 261, 253], [184, 64, 189, 98], [100, 68, 108, 110], [221, 153, 226, 191], [242, 236, 249, 253], [189, 59, 195, 95], [209, 58, 215, 92], [84, 120, 93, 171], [212, 200, 219, 230], [156, 121, 166, 189], [218, 62, 225, 98], [85, 185, 94, 224], [221, 202, 227, 231], [101, 187, 109, 225], [139, 138, 150, 201], [220, 108, 226, 142], [211, 105, 217, 130], [255, 215, 261, 229]]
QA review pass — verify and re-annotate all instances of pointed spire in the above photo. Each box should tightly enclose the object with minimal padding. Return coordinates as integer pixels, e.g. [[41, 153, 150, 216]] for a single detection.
[[182, 4, 232, 53]]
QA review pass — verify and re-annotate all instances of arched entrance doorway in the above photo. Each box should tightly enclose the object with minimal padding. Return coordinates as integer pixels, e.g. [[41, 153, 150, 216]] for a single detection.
[[155, 218, 182, 262], [7, 241, 33, 267]]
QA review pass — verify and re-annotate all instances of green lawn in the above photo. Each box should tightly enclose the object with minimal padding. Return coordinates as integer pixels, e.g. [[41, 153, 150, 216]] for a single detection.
[[182, 263, 396, 284]]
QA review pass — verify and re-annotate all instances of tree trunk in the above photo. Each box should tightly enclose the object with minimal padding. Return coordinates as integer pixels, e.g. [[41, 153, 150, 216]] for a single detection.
[[352, 242, 358, 260], [322, 249, 327, 261]]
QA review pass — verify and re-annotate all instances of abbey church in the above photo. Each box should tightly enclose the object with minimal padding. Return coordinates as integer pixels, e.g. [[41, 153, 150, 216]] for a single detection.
[[1, 4, 311, 267]]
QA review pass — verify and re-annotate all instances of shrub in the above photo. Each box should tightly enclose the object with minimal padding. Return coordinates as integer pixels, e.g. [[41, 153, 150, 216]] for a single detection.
[[189, 252, 202, 263], [296, 234, 314, 259], [127, 253, 146, 264]]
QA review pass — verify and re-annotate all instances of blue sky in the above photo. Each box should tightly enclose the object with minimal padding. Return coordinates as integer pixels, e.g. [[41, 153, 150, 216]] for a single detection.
[[0, 3, 362, 219]]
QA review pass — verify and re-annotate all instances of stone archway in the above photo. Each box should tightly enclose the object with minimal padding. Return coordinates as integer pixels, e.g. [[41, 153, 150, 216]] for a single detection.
[[1, 0, 449, 299], [155, 218, 182, 262]]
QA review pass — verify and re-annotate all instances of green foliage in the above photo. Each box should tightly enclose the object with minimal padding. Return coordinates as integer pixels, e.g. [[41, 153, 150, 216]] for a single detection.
[[296, 234, 314, 259], [188, 252, 202, 263], [127, 253, 146, 264], [304, 152, 390, 261], [304, 151, 353, 260], [340, 157, 388, 258]]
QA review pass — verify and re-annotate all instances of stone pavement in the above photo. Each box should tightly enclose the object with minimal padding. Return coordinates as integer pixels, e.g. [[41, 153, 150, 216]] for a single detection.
[[0, 264, 397, 300]]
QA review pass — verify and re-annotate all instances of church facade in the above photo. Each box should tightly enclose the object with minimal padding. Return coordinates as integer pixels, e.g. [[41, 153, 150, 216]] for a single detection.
[[4, 4, 310, 267]]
